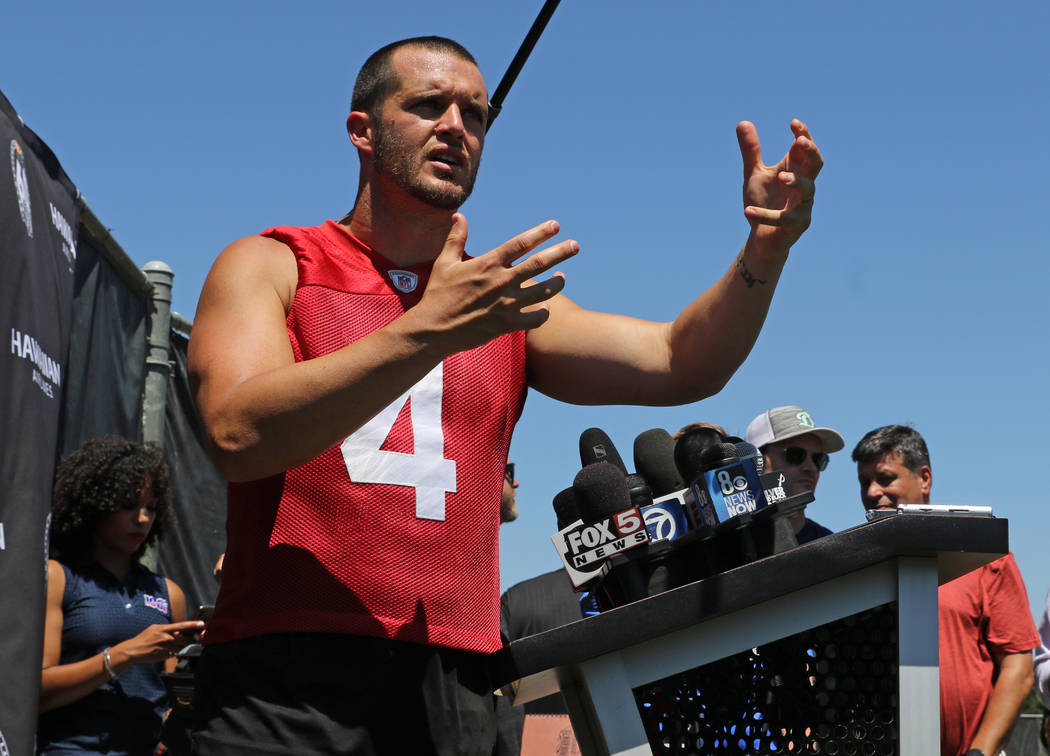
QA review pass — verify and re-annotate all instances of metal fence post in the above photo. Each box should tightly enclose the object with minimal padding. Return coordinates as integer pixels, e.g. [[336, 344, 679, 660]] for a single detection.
[[141, 261, 174, 447], [141, 261, 174, 571]]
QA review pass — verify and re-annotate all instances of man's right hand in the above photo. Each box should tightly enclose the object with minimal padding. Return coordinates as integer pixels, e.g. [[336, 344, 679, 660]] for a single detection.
[[190, 216, 577, 482], [408, 214, 579, 356]]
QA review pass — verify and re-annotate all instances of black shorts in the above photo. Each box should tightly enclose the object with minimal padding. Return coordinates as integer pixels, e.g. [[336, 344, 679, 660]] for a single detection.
[[190, 633, 497, 756]]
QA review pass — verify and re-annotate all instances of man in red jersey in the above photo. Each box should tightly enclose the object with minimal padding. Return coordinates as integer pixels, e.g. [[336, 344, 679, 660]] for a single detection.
[[853, 425, 1037, 756], [188, 35, 823, 755]]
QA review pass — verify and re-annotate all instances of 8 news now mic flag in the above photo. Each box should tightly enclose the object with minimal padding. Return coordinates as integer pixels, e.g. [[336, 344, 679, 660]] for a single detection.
[[0, 89, 77, 756]]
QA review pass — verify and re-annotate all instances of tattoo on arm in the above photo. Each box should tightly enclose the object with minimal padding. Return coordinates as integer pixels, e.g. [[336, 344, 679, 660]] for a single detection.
[[735, 253, 767, 288]]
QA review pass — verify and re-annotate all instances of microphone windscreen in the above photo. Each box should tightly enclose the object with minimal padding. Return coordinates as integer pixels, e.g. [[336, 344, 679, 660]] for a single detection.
[[734, 440, 768, 470], [573, 462, 631, 522], [700, 442, 741, 471], [552, 487, 580, 531], [625, 473, 654, 510], [633, 428, 685, 497], [734, 441, 759, 458], [579, 427, 628, 474], [673, 427, 725, 482], [734, 441, 762, 473]]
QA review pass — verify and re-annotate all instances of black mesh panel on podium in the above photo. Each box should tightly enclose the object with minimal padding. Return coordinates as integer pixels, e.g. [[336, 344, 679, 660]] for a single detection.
[[634, 604, 899, 756]]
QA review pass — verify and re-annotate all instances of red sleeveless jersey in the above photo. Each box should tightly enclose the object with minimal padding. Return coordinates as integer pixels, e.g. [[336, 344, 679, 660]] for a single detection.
[[206, 221, 527, 653]]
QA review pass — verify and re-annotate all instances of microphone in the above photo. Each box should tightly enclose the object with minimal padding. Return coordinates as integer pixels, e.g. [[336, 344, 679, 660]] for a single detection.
[[549, 486, 603, 616], [626, 473, 654, 511], [632, 429, 695, 542], [582, 466, 683, 611], [733, 440, 763, 474], [633, 429, 684, 497], [550, 463, 649, 588], [677, 441, 768, 526], [673, 430, 724, 528], [674, 435, 770, 567], [552, 486, 581, 531], [579, 427, 628, 474]]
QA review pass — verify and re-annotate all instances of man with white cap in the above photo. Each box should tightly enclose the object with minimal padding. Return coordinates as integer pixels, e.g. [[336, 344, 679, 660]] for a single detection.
[[745, 405, 843, 543]]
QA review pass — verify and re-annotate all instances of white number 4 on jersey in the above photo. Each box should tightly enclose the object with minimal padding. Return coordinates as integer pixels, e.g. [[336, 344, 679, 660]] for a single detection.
[[340, 363, 456, 521]]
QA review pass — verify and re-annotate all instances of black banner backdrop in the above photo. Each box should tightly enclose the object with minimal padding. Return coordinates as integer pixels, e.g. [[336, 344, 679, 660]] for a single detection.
[[0, 90, 78, 756], [57, 221, 148, 454], [158, 331, 227, 613]]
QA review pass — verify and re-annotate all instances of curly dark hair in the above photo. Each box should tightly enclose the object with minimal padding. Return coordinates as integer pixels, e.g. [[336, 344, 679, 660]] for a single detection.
[[50, 436, 174, 563]]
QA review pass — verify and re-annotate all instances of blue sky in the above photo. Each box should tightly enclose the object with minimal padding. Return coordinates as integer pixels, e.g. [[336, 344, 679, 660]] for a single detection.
[[5, 1, 1049, 617]]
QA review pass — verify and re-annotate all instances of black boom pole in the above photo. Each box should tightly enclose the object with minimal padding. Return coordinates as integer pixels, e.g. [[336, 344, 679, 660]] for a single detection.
[[486, 0, 563, 133]]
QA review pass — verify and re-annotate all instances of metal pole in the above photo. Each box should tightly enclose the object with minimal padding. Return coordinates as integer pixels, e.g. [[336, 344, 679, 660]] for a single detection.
[[486, 0, 563, 132], [141, 261, 174, 447], [140, 261, 175, 571]]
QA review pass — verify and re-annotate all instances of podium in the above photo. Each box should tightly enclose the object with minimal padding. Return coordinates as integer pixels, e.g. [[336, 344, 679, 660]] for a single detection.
[[492, 514, 1008, 756]]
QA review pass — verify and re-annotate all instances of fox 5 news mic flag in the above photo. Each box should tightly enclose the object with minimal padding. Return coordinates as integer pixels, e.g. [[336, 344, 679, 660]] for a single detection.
[[0, 90, 78, 756], [552, 506, 649, 588], [552, 464, 651, 589]]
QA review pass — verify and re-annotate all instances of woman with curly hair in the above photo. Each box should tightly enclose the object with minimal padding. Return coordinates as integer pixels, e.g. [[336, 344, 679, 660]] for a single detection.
[[38, 436, 204, 756]]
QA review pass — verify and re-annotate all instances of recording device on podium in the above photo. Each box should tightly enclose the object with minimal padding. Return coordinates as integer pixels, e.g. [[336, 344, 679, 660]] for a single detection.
[[550, 425, 817, 611]]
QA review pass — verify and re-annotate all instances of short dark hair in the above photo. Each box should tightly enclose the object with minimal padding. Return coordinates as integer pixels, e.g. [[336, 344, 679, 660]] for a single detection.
[[851, 424, 931, 473], [351, 36, 479, 119], [50, 437, 174, 563], [673, 421, 728, 442]]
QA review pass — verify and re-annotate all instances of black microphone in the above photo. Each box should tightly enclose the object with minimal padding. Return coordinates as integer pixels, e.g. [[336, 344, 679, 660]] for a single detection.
[[674, 435, 771, 567], [673, 428, 724, 481], [733, 440, 763, 475], [633, 428, 685, 497], [630, 433, 693, 542], [552, 486, 580, 531], [579, 427, 628, 474], [625, 473, 655, 512], [573, 462, 631, 522], [551, 463, 649, 588], [705, 444, 765, 518]]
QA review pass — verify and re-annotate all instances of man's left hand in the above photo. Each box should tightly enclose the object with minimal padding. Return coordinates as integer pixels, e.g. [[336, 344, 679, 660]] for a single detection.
[[737, 118, 823, 257]]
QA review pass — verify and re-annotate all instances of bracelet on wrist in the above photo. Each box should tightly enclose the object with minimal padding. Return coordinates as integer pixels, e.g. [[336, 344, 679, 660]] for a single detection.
[[101, 647, 117, 680], [964, 749, 985, 756]]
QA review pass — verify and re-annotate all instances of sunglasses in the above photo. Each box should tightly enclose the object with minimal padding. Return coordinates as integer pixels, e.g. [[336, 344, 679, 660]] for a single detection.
[[504, 462, 515, 483], [782, 447, 830, 471]]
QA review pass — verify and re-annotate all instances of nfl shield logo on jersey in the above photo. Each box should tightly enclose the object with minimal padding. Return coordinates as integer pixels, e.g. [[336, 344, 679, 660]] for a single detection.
[[388, 270, 418, 293]]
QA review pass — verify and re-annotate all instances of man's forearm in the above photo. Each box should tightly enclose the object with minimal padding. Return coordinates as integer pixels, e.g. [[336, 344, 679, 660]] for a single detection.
[[969, 653, 1035, 755], [199, 314, 447, 482], [665, 232, 789, 400]]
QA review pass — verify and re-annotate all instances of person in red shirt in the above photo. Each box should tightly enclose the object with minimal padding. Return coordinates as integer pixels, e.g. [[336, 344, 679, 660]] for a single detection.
[[853, 424, 1038, 756], [188, 35, 824, 755]]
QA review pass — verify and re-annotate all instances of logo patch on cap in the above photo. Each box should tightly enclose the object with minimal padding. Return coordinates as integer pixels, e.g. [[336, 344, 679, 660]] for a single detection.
[[796, 411, 816, 429], [388, 270, 418, 293]]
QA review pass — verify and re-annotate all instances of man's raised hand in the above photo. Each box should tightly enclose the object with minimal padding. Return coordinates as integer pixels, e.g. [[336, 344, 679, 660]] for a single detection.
[[415, 214, 579, 354], [737, 119, 823, 254]]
